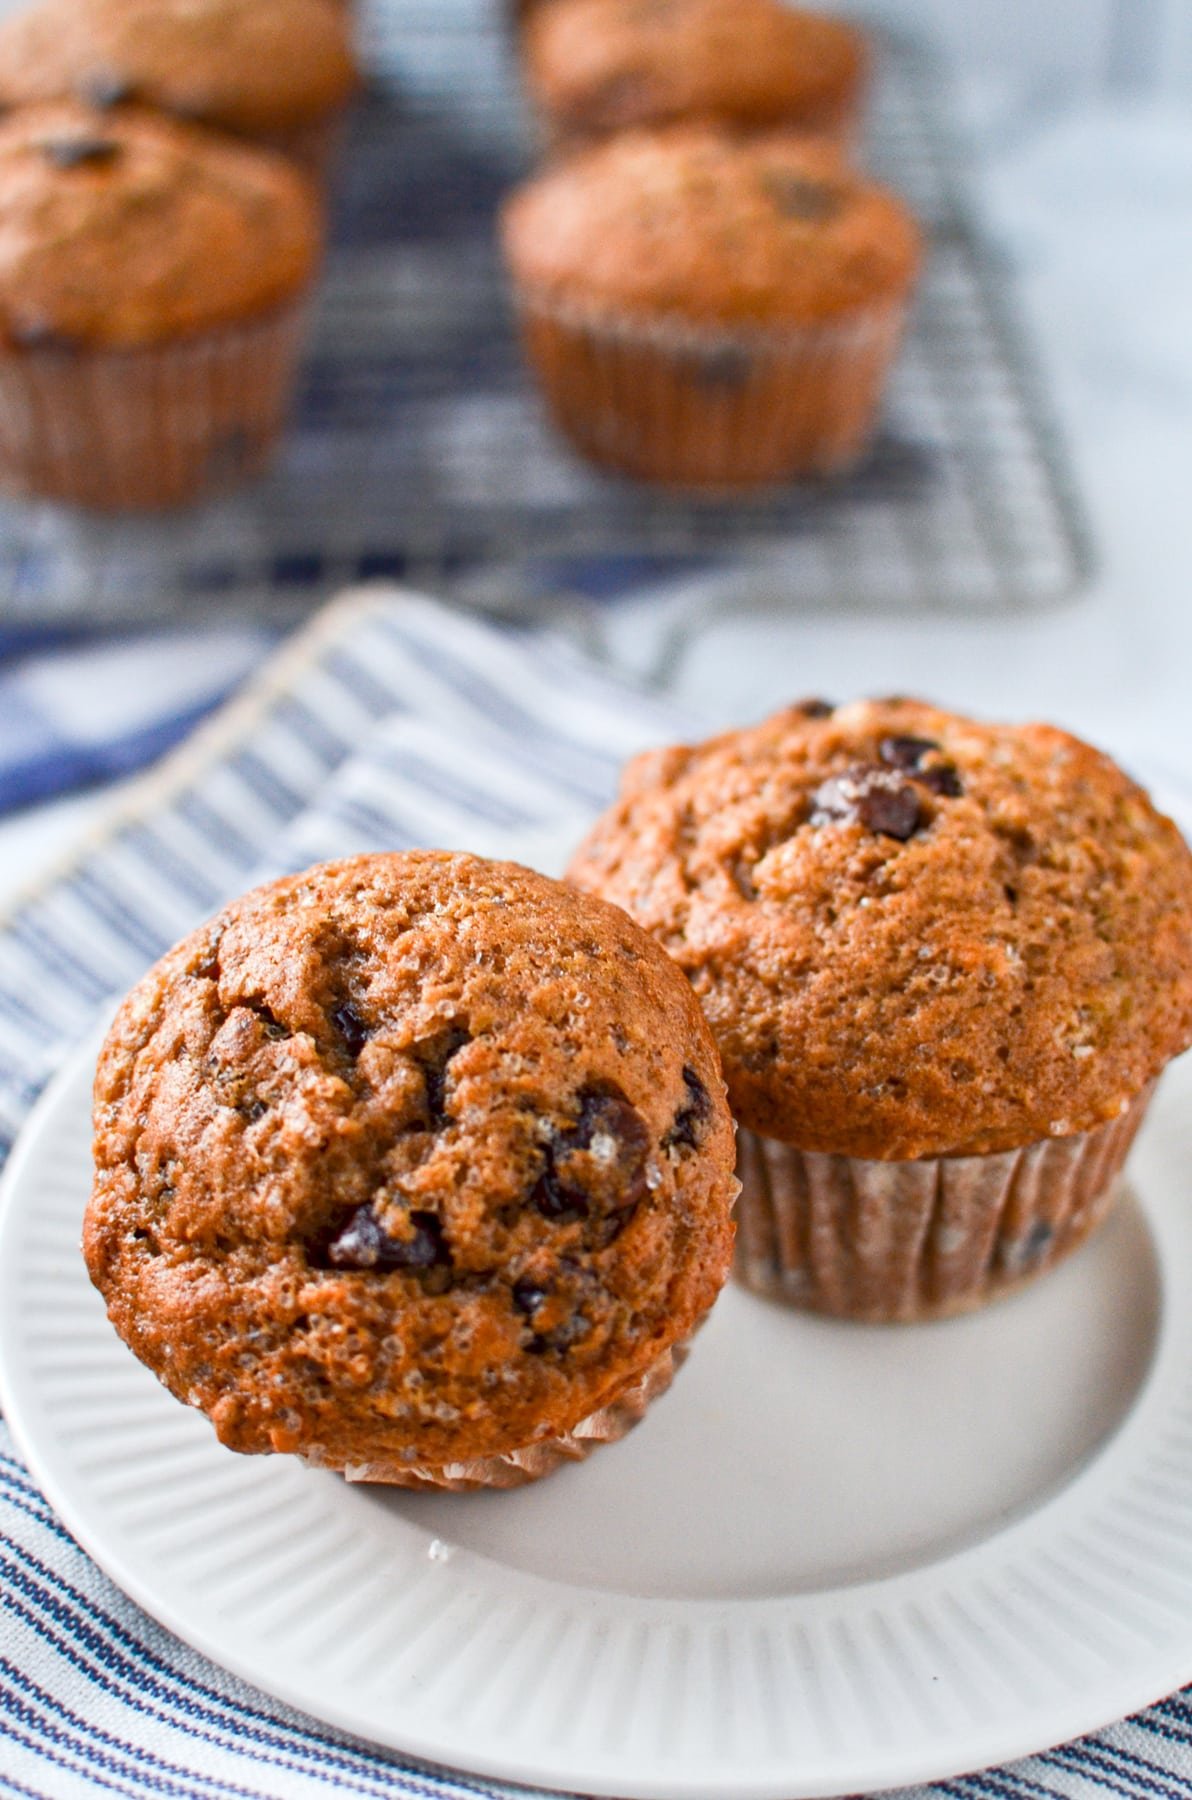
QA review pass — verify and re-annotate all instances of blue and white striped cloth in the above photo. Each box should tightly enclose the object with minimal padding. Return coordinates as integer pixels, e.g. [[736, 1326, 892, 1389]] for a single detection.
[[2, 589, 1192, 1799]]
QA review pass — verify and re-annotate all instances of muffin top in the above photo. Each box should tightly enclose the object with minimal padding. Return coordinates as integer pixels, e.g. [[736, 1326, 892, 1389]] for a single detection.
[[0, 0, 357, 135], [501, 128, 921, 326], [524, 0, 867, 138], [0, 103, 320, 349], [568, 700, 1192, 1160], [85, 852, 736, 1472]]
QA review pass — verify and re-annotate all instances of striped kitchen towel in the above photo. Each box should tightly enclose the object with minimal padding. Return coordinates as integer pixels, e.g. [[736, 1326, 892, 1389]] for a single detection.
[[1, 588, 1191, 1800]]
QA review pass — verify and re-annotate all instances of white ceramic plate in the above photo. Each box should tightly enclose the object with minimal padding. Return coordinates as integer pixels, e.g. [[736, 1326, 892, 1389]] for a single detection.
[[3, 1028, 1192, 1800]]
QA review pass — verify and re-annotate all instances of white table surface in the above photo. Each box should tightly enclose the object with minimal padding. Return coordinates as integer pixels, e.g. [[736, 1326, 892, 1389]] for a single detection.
[[1, 88, 1189, 915]]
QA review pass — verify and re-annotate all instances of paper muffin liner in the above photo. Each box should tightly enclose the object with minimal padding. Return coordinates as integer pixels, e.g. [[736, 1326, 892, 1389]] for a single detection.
[[509, 287, 909, 490], [734, 1084, 1156, 1322], [0, 301, 310, 511], [302, 1339, 689, 1493]]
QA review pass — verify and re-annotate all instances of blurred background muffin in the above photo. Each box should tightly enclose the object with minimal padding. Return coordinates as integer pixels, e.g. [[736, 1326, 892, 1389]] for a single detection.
[[85, 851, 738, 1491], [501, 126, 921, 489], [569, 699, 1192, 1320], [521, 0, 868, 149], [0, 0, 359, 180], [0, 102, 321, 510]]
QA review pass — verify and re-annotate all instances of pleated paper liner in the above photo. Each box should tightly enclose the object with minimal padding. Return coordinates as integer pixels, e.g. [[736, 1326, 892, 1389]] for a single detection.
[[511, 287, 909, 490], [734, 1083, 1156, 1322], [302, 1338, 690, 1492], [0, 301, 310, 511]]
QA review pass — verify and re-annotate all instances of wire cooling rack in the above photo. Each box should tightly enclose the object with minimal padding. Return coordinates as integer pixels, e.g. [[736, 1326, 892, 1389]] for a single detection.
[[0, 0, 1092, 626]]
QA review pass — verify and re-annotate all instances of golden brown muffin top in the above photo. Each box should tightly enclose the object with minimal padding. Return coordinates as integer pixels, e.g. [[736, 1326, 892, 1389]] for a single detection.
[[85, 852, 737, 1472], [501, 128, 921, 326], [524, 0, 867, 137], [568, 700, 1192, 1160], [0, 0, 357, 135], [0, 103, 320, 349]]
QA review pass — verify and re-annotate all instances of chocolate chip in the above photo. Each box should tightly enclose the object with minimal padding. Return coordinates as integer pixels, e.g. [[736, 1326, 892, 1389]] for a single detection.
[[320, 1204, 450, 1273], [665, 1065, 712, 1152], [879, 734, 940, 770], [794, 699, 835, 719], [527, 1312, 592, 1357], [531, 1167, 589, 1224], [331, 1001, 367, 1059], [41, 135, 120, 170], [512, 1279, 548, 1317], [762, 172, 845, 223], [811, 765, 924, 841], [80, 70, 135, 108], [415, 1026, 471, 1127], [533, 1082, 650, 1233], [879, 735, 965, 798]]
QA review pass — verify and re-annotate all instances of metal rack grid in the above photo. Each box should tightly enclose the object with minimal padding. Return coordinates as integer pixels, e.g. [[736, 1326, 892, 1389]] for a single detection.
[[0, 0, 1093, 626]]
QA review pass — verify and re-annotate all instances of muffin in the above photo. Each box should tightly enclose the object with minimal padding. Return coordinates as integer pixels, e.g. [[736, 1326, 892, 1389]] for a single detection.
[[501, 126, 921, 489], [0, 0, 358, 180], [522, 0, 868, 148], [569, 700, 1192, 1322], [84, 852, 737, 1490], [0, 103, 320, 510]]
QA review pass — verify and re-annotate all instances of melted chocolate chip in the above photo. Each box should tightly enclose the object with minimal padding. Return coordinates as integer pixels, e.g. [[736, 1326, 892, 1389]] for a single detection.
[[42, 135, 120, 170], [80, 70, 135, 108], [414, 1026, 471, 1127], [331, 1001, 368, 1059], [531, 1167, 590, 1224], [811, 765, 924, 841], [512, 1278, 548, 1317], [320, 1204, 450, 1273], [665, 1065, 712, 1152], [794, 698, 835, 719], [533, 1083, 650, 1233], [879, 735, 965, 798], [762, 172, 846, 223]]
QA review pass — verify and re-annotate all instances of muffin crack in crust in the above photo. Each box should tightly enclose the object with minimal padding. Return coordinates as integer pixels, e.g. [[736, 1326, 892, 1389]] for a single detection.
[[568, 699, 1192, 1160], [85, 852, 737, 1475]]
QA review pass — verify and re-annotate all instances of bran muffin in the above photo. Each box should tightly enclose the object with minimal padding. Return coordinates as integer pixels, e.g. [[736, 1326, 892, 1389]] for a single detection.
[[0, 0, 358, 179], [501, 126, 921, 489], [568, 700, 1192, 1320], [0, 103, 320, 510], [84, 852, 737, 1490], [522, 0, 868, 148]]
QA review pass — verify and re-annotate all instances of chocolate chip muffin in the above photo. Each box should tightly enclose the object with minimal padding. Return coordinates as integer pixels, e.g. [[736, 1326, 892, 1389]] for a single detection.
[[569, 700, 1192, 1320], [85, 852, 737, 1490], [0, 0, 358, 179], [522, 0, 868, 148], [500, 127, 921, 489], [0, 102, 320, 509]]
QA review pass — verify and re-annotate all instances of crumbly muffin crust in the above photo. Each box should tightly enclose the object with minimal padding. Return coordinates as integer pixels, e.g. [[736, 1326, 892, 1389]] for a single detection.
[[501, 128, 921, 327], [85, 853, 736, 1471], [524, 0, 867, 140], [0, 0, 357, 136], [568, 699, 1192, 1159], [0, 103, 320, 349]]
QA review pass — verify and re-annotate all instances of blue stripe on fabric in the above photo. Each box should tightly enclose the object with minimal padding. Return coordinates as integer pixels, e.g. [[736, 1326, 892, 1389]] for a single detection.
[[372, 749, 547, 830], [272, 698, 352, 772], [323, 650, 408, 722], [69, 868, 172, 962], [122, 824, 224, 915], [0, 698, 233, 819], [0, 1658, 273, 1800], [0, 1466, 507, 1800], [227, 751, 305, 822], [174, 795, 261, 872], [7, 913, 121, 1002]]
